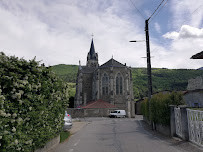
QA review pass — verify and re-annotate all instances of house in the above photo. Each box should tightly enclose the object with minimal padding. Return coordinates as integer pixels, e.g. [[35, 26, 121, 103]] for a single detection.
[[183, 51, 203, 107]]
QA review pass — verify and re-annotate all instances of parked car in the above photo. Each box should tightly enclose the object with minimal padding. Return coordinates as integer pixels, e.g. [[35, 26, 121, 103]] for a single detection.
[[109, 110, 126, 118], [64, 111, 72, 131]]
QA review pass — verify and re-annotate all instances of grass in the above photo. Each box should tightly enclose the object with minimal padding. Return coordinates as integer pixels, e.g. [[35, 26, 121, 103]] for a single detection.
[[60, 131, 71, 143]]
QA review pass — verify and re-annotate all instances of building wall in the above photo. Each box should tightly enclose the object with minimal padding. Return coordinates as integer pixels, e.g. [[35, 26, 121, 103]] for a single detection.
[[67, 108, 117, 118], [183, 91, 203, 107], [74, 61, 135, 117], [184, 76, 203, 107], [95, 66, 134, 117], [82, 73, 93, 104]]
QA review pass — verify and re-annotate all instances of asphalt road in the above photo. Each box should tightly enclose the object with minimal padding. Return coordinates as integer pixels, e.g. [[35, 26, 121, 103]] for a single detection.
[[51, 116, 202, 152]]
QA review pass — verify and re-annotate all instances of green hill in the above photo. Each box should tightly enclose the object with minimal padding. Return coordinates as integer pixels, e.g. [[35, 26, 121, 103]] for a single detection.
[[51, 64, 203, 100], [50, 64, 78, 83]]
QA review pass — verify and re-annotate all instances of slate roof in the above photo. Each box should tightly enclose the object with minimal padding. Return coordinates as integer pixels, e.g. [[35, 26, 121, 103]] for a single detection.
[[89, 39, 97, 60], [191, 51, 203, 59], [82, 99, 116, 109], [100, 58, 126, 68]]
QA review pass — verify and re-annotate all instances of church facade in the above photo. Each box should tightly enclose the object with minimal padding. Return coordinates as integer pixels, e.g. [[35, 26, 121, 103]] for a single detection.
[[75, 39, 135, 117]]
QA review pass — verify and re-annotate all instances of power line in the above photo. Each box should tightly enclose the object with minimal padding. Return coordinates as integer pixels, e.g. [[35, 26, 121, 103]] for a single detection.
[[149, 0, 168, 23], [128, 0, 146, 20], [180, 4, 203, 26], [148, 0, 166, 20]]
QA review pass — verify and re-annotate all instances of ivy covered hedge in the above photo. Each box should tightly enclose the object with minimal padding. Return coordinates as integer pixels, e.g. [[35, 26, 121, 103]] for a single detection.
[[0, 52, 69, 152], [141, 92, 184, 126]]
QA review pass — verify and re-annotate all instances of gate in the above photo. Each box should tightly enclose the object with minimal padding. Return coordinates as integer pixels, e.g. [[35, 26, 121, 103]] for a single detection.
[[187, 109, 203, 147], [174, 107, 183, 138]]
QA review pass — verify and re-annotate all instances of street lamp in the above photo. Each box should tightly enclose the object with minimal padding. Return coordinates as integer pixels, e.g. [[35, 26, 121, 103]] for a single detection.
[[129, 40, 145, 42]]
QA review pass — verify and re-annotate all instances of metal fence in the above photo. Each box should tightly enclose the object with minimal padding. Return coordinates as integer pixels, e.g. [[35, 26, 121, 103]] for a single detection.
[[187, 108, 203, 147]]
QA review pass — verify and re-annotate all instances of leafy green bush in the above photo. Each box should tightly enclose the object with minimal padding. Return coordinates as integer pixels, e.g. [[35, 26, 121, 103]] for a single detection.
[[0, 52, 69, 152], [141, 92, 184, 126], [141, 98, 149, 120]]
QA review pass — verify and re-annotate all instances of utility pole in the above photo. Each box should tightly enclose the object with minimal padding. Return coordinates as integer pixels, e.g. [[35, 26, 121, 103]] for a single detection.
[[145, 19, 154, 130], [130, 0, 166, 129], [145, 19, 152, 100]]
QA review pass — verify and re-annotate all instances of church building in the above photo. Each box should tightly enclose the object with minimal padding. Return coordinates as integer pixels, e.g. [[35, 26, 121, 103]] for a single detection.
[[75, 39, 135, 117]]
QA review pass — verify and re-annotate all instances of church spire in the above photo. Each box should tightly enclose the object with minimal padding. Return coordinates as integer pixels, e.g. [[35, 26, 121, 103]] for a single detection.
[[86, 38, 99, 68], [89, 39, 96, 59]]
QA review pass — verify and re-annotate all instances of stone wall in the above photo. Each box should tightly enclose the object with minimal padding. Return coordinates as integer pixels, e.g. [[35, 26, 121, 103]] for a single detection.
[[82, 73, 93, 104], [67, 108, 85, 118], [143, 116, 171, 136], [35, 135, 60, 152], [135, 101, 142, 115], [98, 66, 134, 117], [155, 123, 171, 136], [67, 108, 117, 118], [187, 76, 203, 90]]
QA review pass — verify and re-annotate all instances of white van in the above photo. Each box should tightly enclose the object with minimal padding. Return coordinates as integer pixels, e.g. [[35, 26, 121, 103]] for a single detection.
[[109, 110, 126, 118]]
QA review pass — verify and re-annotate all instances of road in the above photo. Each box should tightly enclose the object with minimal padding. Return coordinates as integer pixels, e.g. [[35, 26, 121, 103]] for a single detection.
[[51, 116, 202, 152]]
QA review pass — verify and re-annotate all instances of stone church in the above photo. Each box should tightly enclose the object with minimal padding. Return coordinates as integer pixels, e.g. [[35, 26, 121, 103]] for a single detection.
[[75, 39, 135, 117]]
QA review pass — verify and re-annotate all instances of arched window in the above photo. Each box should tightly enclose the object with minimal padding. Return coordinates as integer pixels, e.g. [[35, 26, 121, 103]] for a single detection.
[[102, 73, 109, 95], [116, 73, 123, 95]]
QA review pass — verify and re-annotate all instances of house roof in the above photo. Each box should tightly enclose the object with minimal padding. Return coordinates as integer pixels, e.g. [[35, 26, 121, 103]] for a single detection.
[[82, 99, 116, 109], [100, 58, 126, 68], [191, 51, 203, 59]]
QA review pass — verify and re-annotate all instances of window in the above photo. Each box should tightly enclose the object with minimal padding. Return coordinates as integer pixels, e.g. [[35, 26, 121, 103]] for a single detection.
[[102, 73, 109, 95], [116, 73, 123, 95]]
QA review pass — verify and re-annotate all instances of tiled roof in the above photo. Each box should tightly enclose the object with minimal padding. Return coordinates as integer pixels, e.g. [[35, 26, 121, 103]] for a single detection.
[[100, 58, 126, 68], [191, 51, 203, 59], [82, 99, 116, 109]]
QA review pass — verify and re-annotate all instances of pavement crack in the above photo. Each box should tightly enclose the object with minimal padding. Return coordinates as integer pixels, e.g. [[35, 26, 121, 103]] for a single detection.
[[112, 120, 124, 152]]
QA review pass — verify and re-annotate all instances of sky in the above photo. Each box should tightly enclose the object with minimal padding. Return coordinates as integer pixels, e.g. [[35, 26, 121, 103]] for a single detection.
[[0, 0, 202, 69]]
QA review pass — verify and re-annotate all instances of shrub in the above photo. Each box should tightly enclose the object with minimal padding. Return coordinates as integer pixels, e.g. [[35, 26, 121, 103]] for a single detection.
[[141, 91, 184, 126], [0, 52, 69, 152], [141, 98, 149, 119]]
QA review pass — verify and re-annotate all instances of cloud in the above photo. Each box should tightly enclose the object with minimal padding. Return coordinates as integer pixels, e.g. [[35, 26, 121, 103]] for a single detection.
[[154, 22, 161, 33], [163, 25, 203, 39], [0, 0, 147, 67], [0, 0, 202, 69], [170, 0, 203, 29], [179, 25, 203, 39], [163, 32, 179, 39]]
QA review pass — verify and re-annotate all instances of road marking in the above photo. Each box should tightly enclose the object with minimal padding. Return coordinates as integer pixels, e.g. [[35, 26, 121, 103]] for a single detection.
[[74, 139, 80, 146], [69, 149, 74, 152]]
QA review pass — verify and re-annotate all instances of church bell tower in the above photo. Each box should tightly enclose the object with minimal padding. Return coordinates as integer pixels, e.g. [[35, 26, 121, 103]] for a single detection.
[[86, 39, 99, 68]]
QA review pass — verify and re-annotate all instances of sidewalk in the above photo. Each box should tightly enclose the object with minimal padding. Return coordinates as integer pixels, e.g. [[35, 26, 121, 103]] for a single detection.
[[69, 121, 87, 135], [139, 119, 203, 152], [48, 120, 87, 152]]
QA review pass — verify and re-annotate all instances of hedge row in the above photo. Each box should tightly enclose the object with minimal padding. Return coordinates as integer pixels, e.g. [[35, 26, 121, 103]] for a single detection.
[[141, 92, 184, 126], [0, 52, 69, 152]]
